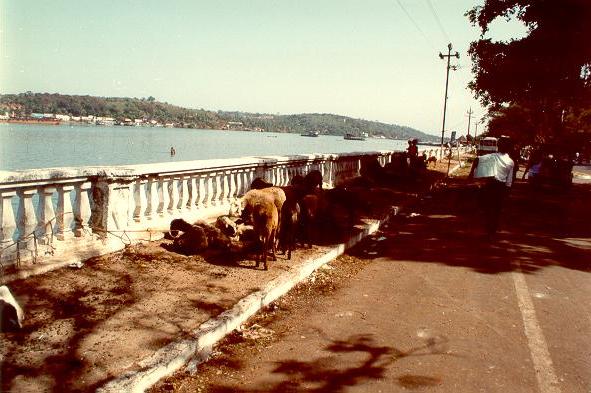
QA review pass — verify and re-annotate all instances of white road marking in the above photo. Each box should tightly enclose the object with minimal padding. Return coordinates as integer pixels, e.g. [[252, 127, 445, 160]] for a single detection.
[[511, 260, 561, 393]]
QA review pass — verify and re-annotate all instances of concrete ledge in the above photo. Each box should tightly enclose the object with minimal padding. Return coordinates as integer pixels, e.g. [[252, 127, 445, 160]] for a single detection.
[[97, 218, 385, 393]]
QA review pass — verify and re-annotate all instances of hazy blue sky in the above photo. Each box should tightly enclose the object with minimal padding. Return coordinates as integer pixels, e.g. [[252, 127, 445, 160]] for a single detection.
[[1, 0, 527, 136]]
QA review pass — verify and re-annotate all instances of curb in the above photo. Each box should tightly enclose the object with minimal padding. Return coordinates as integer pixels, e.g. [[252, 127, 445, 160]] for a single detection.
[[98, 217, 388, 393]]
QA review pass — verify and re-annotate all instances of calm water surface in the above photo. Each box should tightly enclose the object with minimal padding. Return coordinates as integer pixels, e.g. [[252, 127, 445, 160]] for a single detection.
[[1, 123, 407, 171]]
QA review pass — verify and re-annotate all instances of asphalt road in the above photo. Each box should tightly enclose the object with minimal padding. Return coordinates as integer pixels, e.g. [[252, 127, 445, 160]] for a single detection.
[[153, 178, 591, 393]]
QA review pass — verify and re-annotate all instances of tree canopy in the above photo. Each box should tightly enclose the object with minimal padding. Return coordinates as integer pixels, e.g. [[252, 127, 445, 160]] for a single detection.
[[0, 92, 436, 141], [467, 0, 591, 142]]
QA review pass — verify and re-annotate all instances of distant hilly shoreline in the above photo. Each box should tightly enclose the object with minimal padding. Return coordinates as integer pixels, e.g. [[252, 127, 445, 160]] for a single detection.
[[0, 92, 437, 141]]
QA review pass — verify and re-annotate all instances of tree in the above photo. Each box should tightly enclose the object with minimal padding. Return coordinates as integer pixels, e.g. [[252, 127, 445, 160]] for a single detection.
[[466, 0, 591, 141]]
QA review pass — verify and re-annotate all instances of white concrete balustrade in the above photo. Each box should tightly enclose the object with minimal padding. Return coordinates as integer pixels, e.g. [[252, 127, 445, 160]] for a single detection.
[[0, 149, 448, 279]]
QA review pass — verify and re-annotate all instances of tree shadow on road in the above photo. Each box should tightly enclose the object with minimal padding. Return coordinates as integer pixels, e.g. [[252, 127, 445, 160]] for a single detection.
[[208, 333, 453, 392], [349, 181, 591, 275]]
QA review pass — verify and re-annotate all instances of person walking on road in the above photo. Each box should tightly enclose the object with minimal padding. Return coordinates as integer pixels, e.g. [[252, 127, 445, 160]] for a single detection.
[[468, 136, 515, 237]]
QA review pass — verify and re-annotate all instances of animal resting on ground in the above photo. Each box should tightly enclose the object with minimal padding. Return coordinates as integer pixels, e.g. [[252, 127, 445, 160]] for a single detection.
[[168, 218, 231, 255]]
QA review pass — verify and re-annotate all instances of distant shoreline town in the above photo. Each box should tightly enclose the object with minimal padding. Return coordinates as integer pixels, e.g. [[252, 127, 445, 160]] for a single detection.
[[1, 112, 176, 128], [0, 112, 268, 132], [0, 92, 438, 142]]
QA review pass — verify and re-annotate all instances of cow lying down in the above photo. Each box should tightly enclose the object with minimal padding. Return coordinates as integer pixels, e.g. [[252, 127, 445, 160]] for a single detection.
[[166, 217, 255, 256], [167, 218, 231, 255]]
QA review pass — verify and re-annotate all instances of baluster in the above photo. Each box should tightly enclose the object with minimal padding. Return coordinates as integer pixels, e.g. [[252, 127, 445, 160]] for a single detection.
[[276, 166, 282, 184], [133, 178, 147, 224], [188, 175, 198, 210], [197, 175, 207, 208], [209, 173, 217, 206], [212, 172, 221, 206], [248, 169, 255, 189], [36, 186, 56, 243], [276, 166, 284, 186], [74, 182, 92, 237], [283, 166, 289, 186], [145, 176, 158, 220], [235, 170, 243, 198], [317, 161, 324, 179], [157, 177, 170, 217], [178, 176, 189, 212], [325, 160, 331, 185], [287, 167, 294, 184], [330, 159, 336, 186], [218, 172, 225, 205], [169, 177, 180, 214], [56, 185, 74, 240], [0, 190, 17, 257], [219, 171, 229, 205], [16, 188, 38, 249], [244, 169, 251, 195], [206, 174, 214, 206], [242, 170, 251, 194], [294, 166, 301, 180], [273, 166, 279, 185], [228, 170, 237, 202]]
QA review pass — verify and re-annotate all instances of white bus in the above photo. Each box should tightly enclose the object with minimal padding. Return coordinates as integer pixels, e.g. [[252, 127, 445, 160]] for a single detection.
[[478, 137, 498, 155]]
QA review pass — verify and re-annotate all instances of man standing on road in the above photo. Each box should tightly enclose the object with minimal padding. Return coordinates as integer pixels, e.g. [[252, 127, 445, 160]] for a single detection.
[[468, 136, 515, 237]]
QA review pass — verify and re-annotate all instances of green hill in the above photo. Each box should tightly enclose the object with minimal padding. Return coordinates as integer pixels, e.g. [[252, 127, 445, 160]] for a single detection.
[[0, 92, 437, 141]]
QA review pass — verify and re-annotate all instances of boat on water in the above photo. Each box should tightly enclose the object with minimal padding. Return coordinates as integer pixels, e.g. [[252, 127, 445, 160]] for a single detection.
[[344, 133, 365, 141], [301, 131, 320, 137]]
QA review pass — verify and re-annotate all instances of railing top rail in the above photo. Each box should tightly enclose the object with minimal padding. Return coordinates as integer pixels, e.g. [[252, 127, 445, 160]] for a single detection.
[[0, 150, 398, 186]]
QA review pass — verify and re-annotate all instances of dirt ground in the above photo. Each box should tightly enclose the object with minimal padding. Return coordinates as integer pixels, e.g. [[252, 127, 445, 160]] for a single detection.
[[0, 160, 452, 392], [148, 250, 379, 393]]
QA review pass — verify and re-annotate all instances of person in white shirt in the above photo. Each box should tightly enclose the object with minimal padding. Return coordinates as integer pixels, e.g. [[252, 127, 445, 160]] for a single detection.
[[469, 136, 515, 236]]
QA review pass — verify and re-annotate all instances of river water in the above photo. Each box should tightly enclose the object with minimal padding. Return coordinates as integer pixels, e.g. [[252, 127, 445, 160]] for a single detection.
[[0, 123, 408, 171]]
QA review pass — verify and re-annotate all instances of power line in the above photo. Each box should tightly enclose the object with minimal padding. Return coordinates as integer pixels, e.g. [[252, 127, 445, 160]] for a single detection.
[[394, 0, 437, 50], [425, 0, 451, 44]]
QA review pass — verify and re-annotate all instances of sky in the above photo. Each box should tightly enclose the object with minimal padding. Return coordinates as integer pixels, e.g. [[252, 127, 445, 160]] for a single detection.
[[0, 0, 528, 136]]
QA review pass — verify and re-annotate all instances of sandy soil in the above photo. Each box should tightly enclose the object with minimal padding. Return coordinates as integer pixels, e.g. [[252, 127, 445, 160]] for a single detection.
[[148, 251, 377, 393], [0, 157, 458, 392]]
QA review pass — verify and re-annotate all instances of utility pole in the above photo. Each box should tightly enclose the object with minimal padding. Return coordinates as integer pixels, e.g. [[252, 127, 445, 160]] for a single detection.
[[474, 117, 483, 154], [439, 43, 459, 158], [466, 107, 473, 137]]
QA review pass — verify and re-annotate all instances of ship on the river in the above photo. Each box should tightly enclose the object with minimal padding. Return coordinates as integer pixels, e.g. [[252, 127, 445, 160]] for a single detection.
[[344, 132, 367, 141], [300, 131, 320, 137]]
